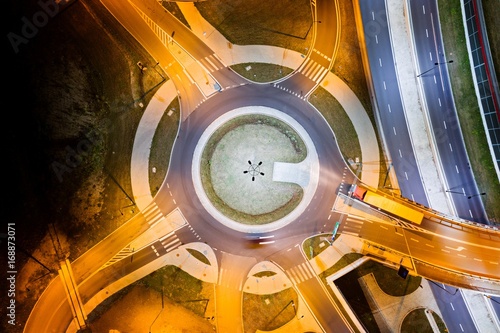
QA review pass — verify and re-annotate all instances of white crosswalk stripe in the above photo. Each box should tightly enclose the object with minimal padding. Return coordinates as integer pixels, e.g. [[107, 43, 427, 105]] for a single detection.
[[142, 202, 165, 226], [101, 245, 135, 268], [160, 232, 182, 252], [200, 54, 224, 72], [341, 216, 365, 237], [286, 262, 315, 285]]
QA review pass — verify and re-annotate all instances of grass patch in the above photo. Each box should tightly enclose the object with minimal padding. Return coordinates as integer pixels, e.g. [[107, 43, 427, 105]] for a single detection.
[[332, 0, 374, 116], [149, 98, 180, 197], [319, 253, 364, 280], [481, 0, 500, 81], [253, 271, 277, 278], [161, 2, 191, 28], [401, 308, 433, 333], [432, 310, 448, 332], [242, 288, 298, 333], [142, 265, 212, 317], [200, 114, 305, 224], [302, 233, 336, 259], [195, 0, 313, 54], [231, 63, 293, 83], [438, 0, 500, 223], [309, 86, 363, 169], [400, 308, 447, 333], [186, 248, 211, 265]]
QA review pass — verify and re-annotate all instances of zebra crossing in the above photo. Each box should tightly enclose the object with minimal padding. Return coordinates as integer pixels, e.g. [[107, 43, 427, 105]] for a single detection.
[[340, 215, 366, 237], [102, 245, 135, 268], [199, 54, 225, 73], [286, 262, 316, 285], [142, 202, 165, 226], [160, 232, 182, 252], [297, 57, 329, 84]]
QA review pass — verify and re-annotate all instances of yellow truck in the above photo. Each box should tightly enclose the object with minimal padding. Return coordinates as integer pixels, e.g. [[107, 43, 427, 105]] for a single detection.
[[350, 185, 424, 225]]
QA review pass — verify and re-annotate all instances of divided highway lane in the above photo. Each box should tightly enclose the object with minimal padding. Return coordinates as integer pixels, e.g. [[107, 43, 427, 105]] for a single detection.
[[358, 0, 428, 205], [430, 284, 478, 333], [409, 0, 488, 223]]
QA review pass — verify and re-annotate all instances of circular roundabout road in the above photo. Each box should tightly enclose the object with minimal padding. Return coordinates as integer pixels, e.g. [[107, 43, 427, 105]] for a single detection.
[[155, 83, 356, 257]]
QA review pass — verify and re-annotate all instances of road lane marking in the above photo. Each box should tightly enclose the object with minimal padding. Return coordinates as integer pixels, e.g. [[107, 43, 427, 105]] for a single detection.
[[399, 149, 402, 157], [458, 254, 466, 258], [455, 165, 459, 173], [425, 244, 434, 248], [459, 323, 464, 332], [379, 58, 382, 67], [469, 210, 473, 218], [449, 143, 453, 151], [426, 29, 429, 38], [474, 258, 482, 262], [441, 249, 450, 253], [423, 5, 426, 14], [375, 35, 378, 44], [434, 75, 437, 84], [443, 120, 447, 129], [383, 81, 387, 90], [393, 127, 396, 135], [489, 262, 498, 265], [388, 104, 391, 113], [450, 302, 455, 311], [372, 11, 375, 20], [410, 238, 419, 242], [438, 98, 441, 106], [395, 232, 404, 236], [405, 171, 408, 180], [430, 52, 433, 61], [379, 225, 388, 230]]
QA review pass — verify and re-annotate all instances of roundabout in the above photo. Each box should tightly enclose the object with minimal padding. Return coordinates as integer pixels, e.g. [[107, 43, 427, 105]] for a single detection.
[[192, 106, 320, 233]]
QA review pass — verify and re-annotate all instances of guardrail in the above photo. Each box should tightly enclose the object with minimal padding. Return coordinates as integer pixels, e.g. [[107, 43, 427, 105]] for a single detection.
[[358, 183, 500, 234], [461, 0, 500, 180]]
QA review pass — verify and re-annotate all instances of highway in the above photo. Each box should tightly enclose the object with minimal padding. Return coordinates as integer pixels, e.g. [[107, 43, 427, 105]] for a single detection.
[[408, 0, 488, 223], [22, 0, 500, 332], [358, 0, 429, 205]]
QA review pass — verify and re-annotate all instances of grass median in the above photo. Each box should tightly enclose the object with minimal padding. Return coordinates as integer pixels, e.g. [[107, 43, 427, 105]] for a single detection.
[[438, 0, 500, 223]]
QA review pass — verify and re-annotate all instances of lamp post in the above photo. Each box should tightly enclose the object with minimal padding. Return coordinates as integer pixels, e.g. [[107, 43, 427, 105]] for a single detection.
[[467, 192, 486, 199], [445, 189, 464, 195], [149, 285, 164, 333], [417, 60, 453, 77], [243, 160, 265, 181], [428, 280, 458, 295]]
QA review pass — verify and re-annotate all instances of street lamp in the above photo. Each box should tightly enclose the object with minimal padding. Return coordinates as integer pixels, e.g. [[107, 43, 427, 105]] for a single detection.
[[428, 280, 458, 295], [468, 192, 486, 199], [417, 60, 453, 77], [243, 160, 265, 181], [149, 285, 164, 333]]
